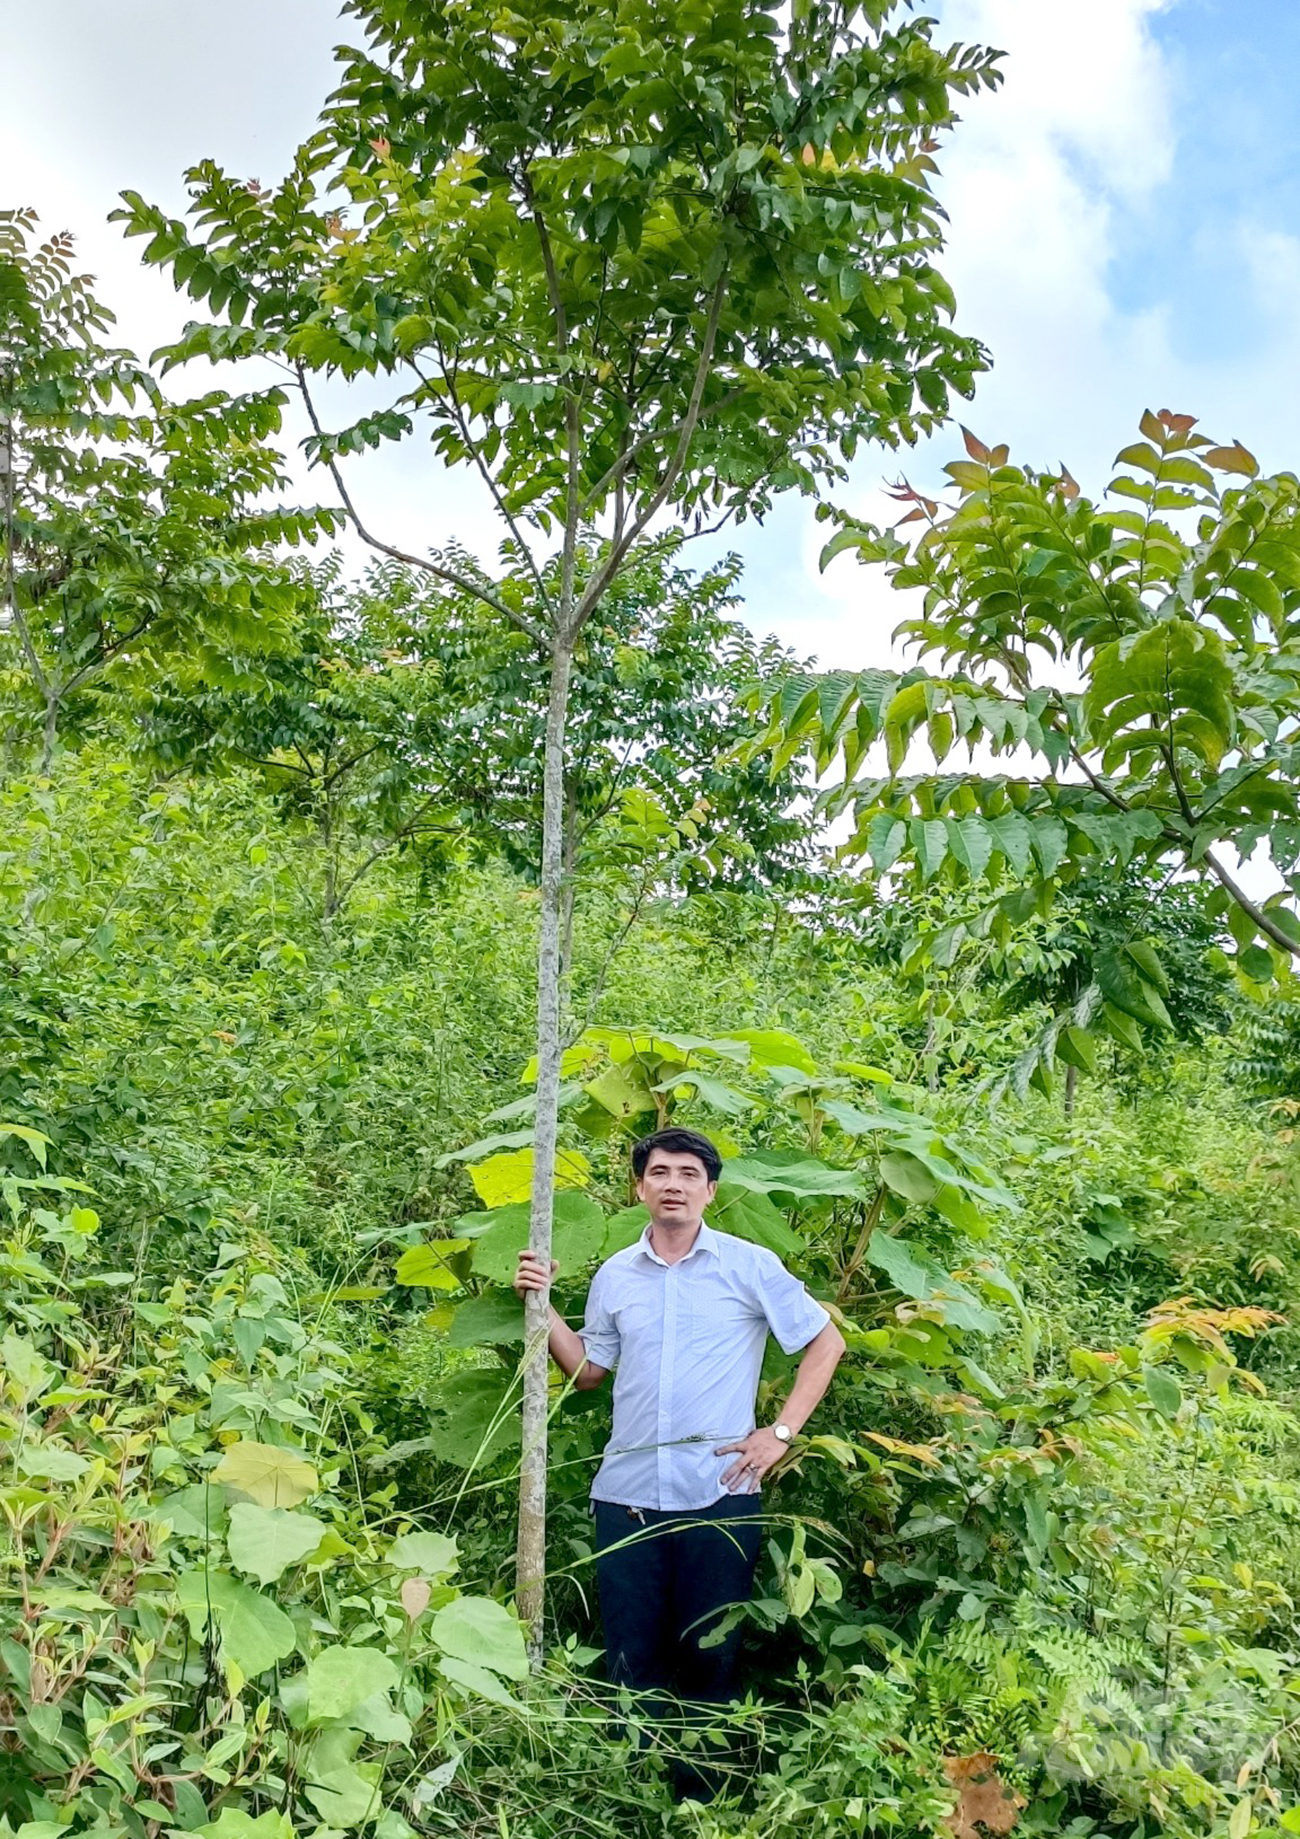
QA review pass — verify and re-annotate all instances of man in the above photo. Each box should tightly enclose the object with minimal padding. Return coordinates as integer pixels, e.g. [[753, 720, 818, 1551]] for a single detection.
[[514, 1124, 845, 1794]]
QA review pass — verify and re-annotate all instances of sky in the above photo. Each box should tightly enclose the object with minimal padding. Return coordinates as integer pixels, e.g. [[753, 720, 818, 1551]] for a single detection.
[[5, 0, 1300, 675]]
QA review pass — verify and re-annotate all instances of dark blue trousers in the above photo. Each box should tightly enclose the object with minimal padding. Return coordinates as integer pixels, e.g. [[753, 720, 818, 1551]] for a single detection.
[[593, 1494, 763, 1796]]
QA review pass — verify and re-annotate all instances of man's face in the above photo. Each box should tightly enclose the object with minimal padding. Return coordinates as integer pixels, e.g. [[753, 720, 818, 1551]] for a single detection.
[[636, 1150, 717, 1228]]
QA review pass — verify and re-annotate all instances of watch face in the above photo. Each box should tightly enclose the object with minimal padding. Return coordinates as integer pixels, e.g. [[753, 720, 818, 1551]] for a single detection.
[[773, 1424, 792, 1443]]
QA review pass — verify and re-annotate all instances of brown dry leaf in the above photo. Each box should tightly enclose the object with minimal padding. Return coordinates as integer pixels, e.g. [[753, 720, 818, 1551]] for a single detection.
[[400, 1576, 432, 1620], [943, 1753, 1026, 1839], [801, 143, 817, 166]]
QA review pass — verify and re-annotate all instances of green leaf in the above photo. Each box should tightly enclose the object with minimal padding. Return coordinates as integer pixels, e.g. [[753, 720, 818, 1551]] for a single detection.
[[914, 817, 950, 882], [1143, 1365, 1182, 1420], [175, 1568, 297, 1677], [151, 1482, 228, 1541], [471, 1189, 606, 1285], [226, 1504, 324, 1584], [429, 1596, 529, 1680], [879, 1151, 939, 1206], [14, 1446, 90, 1483], [1100, 1000, 1145, 1052], [303, 1726, 383, 1828], [656, 1068, 754, 1114], [724, 1028, 818, 1074], [722, 1151, 864, 1202], [865, 1231, 938, 1297], [426, 1368, 519, 1468], [394, 1239, 470, 1289], [447, 1292, 525, 1346], [602, 1205, 650, 1256], [709, 1182, 804, 1258], [387, 1531, 459, 1575], [1123, 939, 1170, 995], [945, 816, 993, 883], [1239, 944, 1275, 983], [437, 1655, 520, 1708], [191, 1811, 294, 1839], [211, 1440, 318, 1508], [1097, 945, 1173, 1029], [865, 1232, 999, 1334], [305, 1645, 401, 1723], [1056, 1026, 1099, 1075]]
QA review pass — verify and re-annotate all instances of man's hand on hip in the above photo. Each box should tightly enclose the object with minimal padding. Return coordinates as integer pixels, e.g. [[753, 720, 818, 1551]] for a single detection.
[[715, 1427, 788, 1494]]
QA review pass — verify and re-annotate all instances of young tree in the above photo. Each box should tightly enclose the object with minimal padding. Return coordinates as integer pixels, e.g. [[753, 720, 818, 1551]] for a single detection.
[[115, 0, 999, 1644], [756, 411, 1300, 1090], [142, 541, 812, 920], [0, 210, 332, 770]]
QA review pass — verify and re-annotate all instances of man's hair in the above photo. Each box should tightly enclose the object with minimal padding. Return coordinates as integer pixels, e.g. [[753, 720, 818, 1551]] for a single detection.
[[631, 1126, 722, 1183]]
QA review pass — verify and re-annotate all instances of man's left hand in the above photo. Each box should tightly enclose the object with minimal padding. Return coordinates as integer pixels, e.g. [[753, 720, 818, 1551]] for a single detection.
[[715, 1427, 789, 1494]]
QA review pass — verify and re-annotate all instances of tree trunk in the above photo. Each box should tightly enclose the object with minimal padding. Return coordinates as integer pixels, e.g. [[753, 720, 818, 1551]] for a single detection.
[[515, 637, 572, 1660], [40, 693, 58, 775], [1063, 1060, 1077, 1122]]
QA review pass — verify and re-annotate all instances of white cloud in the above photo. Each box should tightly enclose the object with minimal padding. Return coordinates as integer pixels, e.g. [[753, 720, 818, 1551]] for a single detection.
[[774, 0, 1194, 662]]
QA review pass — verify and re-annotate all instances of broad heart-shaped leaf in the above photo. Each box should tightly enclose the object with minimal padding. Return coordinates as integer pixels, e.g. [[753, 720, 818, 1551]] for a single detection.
[[15, 1446, 90, 1483], [429, 1596, 529, 1681], [175, 1568, 297, 1677], [447, 1292, 524, 1347], [226, 1503, 324, 1584], [470, 1189, 606, 1285], [722, 1151, 865, 1203], [394, 1238, 470, 1289], [425, 1367, 520, 1468], [582, 1061, 656, 1121], [722, 1028, 817, 1074], [150, 1481, 228, 1541], [709, 1183, 803, 1259], [655, 1069, 754, 1115], [865, 1231, 1000, 1335], [437, 1655, 520, 1708], [387, 1530, 459, 1575], [602, 1204, 650, 1256], [212, 1440, 319, 1508], [305, 1645, 401, 1724], [879, 1150, 939, 1206], [190, 1811, 294, 1839], [468, 1145, 590, 1207], [303, 1726, 383, 1828]]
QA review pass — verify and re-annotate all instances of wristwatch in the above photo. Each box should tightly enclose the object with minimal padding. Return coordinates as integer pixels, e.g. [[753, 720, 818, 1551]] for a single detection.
[[771, 1422, 794, 1444]]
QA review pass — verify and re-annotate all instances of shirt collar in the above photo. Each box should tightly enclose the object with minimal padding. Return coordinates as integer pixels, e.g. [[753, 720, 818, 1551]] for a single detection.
[[638, 1219, 718, 1266]]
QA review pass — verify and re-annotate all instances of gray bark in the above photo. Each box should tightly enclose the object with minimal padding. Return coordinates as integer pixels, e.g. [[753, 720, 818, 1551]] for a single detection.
[[515, 637, 573, 1657]]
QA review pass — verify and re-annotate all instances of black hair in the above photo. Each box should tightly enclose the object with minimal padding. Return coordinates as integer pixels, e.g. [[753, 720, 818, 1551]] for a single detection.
[[630, 1126, 722, 1183]]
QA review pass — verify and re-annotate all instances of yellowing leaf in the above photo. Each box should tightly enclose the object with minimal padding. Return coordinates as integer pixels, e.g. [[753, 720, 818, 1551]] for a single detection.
[[468, 1146, 590, 1207], [212, 1440, 319, 1508], [395, 1239, 470, 1289]]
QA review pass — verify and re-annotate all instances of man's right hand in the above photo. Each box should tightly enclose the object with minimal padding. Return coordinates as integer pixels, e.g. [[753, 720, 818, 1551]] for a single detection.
[[513, 1250, 559, 1299]]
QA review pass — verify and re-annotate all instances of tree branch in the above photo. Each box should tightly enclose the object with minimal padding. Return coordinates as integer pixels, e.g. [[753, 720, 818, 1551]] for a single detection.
[[421, 345, 553, 618], [577, 386, 746, 518], [573, 269, 730, 628], [330, 792, 457, 913], [294, 364, 548, 650], [1204, 848, 1300, 956]]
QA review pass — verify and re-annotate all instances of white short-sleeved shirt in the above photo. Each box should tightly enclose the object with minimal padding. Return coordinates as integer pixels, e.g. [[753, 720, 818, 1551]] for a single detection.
[[580, 1220, 831, 1510]]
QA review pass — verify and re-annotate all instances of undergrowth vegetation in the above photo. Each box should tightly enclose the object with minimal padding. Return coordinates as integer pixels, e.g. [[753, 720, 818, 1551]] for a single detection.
[[4, 748, 1300, 1839]]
